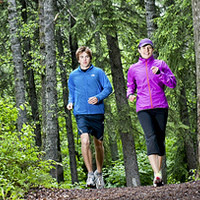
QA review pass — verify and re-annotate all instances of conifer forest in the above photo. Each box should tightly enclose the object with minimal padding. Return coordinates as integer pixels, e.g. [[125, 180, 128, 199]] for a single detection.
[[0, 0, 200, 199]]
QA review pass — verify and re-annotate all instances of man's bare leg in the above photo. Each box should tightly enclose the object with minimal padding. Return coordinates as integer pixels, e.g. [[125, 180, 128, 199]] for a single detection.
[[94, 137, 104, 173], [93, 137, 105, 188], [81, 133, 93, 173]]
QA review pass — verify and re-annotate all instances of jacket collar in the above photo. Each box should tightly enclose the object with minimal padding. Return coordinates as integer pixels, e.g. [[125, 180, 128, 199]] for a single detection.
[[78, 64, 94, 72], [139, 55, 154, 63]]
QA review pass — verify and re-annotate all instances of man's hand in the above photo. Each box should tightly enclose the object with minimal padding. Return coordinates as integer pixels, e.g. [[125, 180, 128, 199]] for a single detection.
[[67, 103, 73, 110], [128, 95, 136, 102], [88, 97, 98, 105]]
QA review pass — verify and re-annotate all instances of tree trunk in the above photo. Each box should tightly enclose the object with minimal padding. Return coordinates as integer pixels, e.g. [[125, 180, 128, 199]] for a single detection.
[[144, 0, 157, 38], [92, 17, 119, 161], [38, 0, 47, 150], [106, 34, 140, 187], [8, 0, 27, 132], [192, 0, 200, 178], [69, 15, 78, 70], [144, 0, 158, 58], [56, 25, 78, 184], [21, 0, 42, 147], [44, 0, 63, 183]]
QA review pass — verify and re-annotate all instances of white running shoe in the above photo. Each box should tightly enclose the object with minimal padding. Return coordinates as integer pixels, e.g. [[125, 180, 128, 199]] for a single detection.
[[153, 171, 164, 187], [86, 173, 95, 187], [94, 170, 105, 189]]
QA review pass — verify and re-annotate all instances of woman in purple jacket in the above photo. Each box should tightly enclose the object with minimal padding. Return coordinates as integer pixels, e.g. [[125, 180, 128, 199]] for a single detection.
[[127, 38, 177, 187]]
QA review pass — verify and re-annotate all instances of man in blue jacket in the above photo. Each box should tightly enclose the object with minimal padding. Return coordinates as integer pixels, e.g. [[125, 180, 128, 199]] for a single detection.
[[67, 46, 112, 189]]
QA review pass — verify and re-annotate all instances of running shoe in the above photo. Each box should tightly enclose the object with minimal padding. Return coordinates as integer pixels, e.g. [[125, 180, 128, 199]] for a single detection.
[[86, 172, 95, 187], [94, 170, 105, 189], [153, 171, 164, 187]]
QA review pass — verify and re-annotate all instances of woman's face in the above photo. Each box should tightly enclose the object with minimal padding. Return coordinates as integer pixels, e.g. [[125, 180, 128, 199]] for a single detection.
[[138, 45, 154, 59]]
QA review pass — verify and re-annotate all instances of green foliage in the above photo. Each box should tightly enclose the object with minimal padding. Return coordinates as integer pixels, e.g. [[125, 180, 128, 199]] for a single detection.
[[103, 151, 153, 187], [153, 0, 196, 183], [165, 131, 188, 184], [0, 0, 198, 191], [103, 157, 126, 188], [187, 169, 199, 182], [0, 99, 56, 199], [58, 113, 88, 189], [137, 151, 153, 186]]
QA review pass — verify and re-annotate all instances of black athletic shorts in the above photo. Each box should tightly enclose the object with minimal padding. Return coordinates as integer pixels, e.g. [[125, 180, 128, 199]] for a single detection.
[[137, 108, 168, 156], [75, 114, 104, 141]]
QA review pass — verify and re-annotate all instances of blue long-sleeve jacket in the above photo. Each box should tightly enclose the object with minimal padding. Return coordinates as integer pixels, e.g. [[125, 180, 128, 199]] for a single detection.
[[68, 65, 113, 116]]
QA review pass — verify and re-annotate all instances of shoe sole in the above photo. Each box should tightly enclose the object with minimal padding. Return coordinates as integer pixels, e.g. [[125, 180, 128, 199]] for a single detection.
[[153, 177, 164, 187], [86, 181, 96, 188], [96, 186, 104, 189], [95, 180, 104, 189], [154, 181, 164, 187], [86, 184, 96, 188], [153, 180, 164, 187]]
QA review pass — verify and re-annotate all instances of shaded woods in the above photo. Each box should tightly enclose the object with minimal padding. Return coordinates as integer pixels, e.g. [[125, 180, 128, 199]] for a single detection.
[[0, 0, 200, 198]]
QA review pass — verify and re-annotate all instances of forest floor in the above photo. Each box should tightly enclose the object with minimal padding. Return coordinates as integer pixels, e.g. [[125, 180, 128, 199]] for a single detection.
[[24, 180, 200, 200]]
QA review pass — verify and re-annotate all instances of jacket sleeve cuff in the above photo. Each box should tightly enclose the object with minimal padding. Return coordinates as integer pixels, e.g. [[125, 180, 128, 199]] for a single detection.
[[156, 69, 161, 74], [127, 93, 134, 98]]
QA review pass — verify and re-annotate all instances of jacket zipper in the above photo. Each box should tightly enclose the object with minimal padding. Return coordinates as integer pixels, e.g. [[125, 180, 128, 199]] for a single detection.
[[145, 61, 153, 108], [84, 72, 90, 114]]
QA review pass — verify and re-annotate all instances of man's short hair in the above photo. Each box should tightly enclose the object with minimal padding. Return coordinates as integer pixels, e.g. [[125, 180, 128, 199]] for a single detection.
[[76, 46, 92, 61]]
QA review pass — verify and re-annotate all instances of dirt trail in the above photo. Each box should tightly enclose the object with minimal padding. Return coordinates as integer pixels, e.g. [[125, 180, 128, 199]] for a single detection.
[[24, 180, 200, 200]]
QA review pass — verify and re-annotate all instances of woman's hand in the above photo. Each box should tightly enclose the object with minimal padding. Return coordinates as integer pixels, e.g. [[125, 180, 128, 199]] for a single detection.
[[128, 95, 136, 102], [151, 66, 160, 74]]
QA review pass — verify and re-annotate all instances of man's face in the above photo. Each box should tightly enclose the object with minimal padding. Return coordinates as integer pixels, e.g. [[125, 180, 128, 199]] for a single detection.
[[78, 52, 91, 69], [138, 45, 154, 59]]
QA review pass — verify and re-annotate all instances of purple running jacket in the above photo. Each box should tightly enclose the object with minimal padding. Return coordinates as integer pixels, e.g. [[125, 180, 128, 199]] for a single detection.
[[127, 55, 176, 112]]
